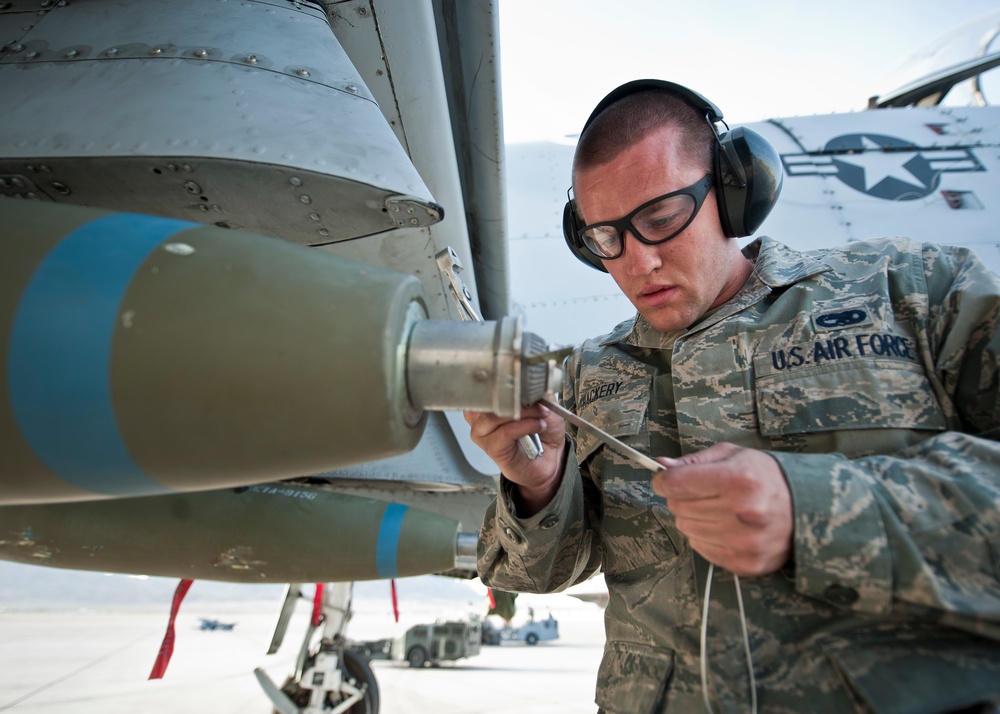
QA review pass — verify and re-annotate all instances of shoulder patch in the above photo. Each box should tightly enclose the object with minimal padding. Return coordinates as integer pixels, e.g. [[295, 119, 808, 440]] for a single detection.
[[813, 308, 872, 332]]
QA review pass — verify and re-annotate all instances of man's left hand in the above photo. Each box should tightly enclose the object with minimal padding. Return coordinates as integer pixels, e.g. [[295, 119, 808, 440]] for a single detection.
[[651, 443, 793, 577]]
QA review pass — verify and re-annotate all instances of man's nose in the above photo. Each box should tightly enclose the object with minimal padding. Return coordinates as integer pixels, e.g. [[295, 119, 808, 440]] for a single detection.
[[622, 230, 662, 275]]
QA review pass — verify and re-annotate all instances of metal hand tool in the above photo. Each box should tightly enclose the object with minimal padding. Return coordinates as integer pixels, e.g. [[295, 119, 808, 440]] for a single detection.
[[538, 396, 665, 474]]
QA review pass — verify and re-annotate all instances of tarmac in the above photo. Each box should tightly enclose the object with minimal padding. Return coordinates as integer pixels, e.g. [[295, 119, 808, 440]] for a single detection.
[[0, 592, 606, 713]]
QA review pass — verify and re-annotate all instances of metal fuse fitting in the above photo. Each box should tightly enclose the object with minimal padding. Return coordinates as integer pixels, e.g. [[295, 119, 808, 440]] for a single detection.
[[406, 316, 551, 418]]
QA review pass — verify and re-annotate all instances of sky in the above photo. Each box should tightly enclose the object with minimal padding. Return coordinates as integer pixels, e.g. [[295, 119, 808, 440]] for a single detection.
[[497, 0, 1000, 143]]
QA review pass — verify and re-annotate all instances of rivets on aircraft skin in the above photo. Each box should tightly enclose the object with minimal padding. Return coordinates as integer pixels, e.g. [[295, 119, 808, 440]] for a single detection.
[[50, 181, 70, 195], [64, 49, 78, 58], [299, 194, 312, 205], [244, 54, 258, 64], [183, 181, 201, 194], [295, 69, 309, 77], [26, 51, 39, 59], [194, 49, 207, 58], [318, 228, 329, 237], [105, 48, 119, 57], [346, 84, 358, 94], [289, 176, 302, 186], [150, 47, 163, 56]]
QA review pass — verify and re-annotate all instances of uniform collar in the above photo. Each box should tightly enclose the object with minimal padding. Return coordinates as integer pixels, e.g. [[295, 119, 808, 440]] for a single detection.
[[745, 236, 831, 289], [601, 237, 832, 349]]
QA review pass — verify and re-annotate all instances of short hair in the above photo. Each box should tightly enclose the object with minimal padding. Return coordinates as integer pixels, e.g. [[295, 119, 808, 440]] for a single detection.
[[572, 88, 715, 180]]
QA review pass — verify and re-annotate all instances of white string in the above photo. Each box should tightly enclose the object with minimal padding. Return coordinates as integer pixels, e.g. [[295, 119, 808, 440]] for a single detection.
[[700, 563, 758, 714]]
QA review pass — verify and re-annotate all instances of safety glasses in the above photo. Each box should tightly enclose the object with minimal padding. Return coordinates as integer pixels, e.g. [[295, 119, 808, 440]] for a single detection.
[[578, 174, 714, 260]]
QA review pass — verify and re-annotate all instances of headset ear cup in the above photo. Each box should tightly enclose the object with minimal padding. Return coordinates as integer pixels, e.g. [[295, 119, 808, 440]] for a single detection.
[[562, 199, 609, 273], [715, 127, 783, 238], [712, 139, 738, 238]]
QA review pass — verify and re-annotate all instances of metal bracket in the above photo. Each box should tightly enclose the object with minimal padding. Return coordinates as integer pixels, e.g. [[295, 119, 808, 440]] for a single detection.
[[434, 246, 543, 459]]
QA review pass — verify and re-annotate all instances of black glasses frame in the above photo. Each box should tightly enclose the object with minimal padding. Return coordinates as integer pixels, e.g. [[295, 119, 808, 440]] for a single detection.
[[577, 174, 714, 260]]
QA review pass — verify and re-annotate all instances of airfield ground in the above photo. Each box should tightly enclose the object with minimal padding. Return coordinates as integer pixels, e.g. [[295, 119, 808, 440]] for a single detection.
[[0, 592, 605, 713]]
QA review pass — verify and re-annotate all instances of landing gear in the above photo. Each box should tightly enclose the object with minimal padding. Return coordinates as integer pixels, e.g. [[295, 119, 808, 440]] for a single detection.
[[274, 647, 378, 713], [256, 583, 379, 714]]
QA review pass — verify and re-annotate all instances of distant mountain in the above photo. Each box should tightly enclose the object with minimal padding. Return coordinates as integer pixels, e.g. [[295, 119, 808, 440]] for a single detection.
[[0, 561, 482, 608]]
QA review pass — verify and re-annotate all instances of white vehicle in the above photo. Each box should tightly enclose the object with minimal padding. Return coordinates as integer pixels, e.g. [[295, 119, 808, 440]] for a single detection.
[[501, 614, 559, 646]]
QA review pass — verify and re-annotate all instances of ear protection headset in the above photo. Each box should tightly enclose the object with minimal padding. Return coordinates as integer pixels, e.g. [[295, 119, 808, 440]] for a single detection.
[[562, 79, 783, 272]]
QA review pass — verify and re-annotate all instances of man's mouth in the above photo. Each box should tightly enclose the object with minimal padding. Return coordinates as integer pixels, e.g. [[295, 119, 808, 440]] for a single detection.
[[637, 284, 674, 306]]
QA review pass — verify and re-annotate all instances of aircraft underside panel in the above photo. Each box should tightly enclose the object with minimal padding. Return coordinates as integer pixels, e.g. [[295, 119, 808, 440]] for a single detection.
[[0, 0, 440, 243]]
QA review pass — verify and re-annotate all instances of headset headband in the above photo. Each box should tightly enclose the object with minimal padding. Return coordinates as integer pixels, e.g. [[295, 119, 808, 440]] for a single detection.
[[582, 79, 724, 133], [562, 79, 783, 273]]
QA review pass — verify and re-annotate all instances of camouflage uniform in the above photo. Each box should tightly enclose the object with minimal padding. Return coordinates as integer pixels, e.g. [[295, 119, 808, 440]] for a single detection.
[[478, 237, 1000, 713]]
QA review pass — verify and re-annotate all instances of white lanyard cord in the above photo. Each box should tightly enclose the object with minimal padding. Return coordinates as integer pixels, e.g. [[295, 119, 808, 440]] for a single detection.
[[700, 563, 758, 714]]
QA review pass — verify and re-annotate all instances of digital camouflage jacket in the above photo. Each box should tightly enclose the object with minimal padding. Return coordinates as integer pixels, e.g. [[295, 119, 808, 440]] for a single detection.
[[478, 237, 1000, 714]]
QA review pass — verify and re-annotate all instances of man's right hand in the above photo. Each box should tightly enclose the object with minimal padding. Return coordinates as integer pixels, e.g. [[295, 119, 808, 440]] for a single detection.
[[463, 402, 567, 516]]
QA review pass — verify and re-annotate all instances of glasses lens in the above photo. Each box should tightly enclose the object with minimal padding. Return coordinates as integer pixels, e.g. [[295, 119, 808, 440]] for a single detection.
[[632, 194, 696, 243], [581, 225, 622, 258]]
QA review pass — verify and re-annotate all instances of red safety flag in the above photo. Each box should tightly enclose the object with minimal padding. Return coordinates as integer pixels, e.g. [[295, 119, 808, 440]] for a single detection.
[[487, 587, 497, 610], [390, 579, 399, 622], [149, 579, 194, 679], [312, 583, 324, 627]]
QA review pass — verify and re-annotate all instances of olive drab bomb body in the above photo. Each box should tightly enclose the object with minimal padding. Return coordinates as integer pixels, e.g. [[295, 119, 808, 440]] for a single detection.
[[2, 200, 554, 504], [0, 484, 477, 582]]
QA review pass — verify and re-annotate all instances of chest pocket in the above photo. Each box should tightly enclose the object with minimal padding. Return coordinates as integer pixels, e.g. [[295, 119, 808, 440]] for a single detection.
[[575, 376, 682, 576], [753, 332, 946, 438], [574, 376, 649, 465]]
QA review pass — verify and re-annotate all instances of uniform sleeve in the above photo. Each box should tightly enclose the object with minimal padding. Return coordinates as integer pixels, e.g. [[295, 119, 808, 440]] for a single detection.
[[477, 446, 602, 593], [477, 353, 603, 594], [771, 243, 1000, 640]]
